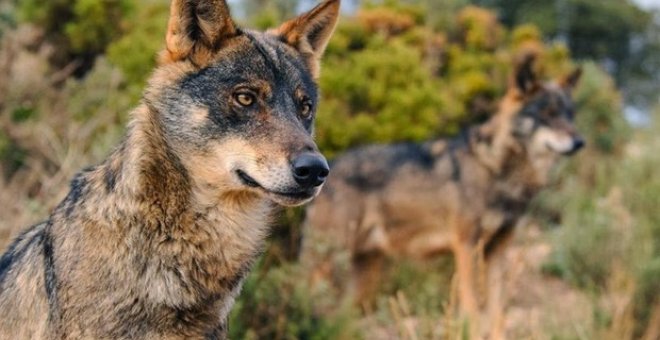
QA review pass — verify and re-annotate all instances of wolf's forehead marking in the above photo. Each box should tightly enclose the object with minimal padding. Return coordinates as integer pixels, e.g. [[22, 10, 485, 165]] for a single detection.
[[244, 32, 310, 89], [557, 90, 571, 109], [245, 33, 281, 74], [546, 83, 571, 108]]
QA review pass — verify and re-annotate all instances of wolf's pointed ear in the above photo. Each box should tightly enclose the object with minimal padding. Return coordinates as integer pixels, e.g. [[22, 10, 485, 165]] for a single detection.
[[560, 67, 582, 91], [162, 0, 239, 65], [511, 53, 540, 96], [271, 0, 340, 78]]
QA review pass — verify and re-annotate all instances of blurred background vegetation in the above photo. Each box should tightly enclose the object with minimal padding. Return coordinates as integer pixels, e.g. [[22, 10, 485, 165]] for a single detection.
[[0, 0, 658, 338]]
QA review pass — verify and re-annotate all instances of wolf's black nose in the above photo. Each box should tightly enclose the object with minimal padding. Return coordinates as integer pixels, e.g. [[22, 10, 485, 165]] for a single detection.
[[292, 153, 329, 189], [566, 137, 585, 155], [573, 138, 585, 151]]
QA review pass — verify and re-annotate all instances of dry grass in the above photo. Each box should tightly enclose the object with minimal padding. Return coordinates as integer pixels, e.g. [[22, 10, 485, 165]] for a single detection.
[[0, 26, 128, 247]]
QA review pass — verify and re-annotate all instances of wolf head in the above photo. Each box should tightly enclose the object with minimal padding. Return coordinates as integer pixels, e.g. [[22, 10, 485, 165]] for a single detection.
[[144, 0, 339, 207], [508, 54, 584, 158], [474, 53, 584, 184]]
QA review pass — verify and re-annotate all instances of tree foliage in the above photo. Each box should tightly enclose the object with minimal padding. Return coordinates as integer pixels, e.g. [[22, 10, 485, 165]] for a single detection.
[[18, 0, 133, 73], [106, 1, 169, 91]]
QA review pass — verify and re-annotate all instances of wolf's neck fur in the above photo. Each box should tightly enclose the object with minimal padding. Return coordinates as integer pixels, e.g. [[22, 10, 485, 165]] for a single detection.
[[469, 98, 542, 201], [73, 104, 272, 321]]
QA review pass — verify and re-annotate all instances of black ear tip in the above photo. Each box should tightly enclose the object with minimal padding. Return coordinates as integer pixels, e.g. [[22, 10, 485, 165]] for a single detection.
[[561, 66, 582, 89], [316, 0, 341, 13], [573, 67, 583, 78], [515, 47, 540, 69], [522, 52, 536, 64], [512, 52, 541, 94], [519, 53, 537, 72]]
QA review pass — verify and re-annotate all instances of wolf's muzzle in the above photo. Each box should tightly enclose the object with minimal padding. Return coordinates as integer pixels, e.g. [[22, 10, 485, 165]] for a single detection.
[[291, 153, 329, 189]]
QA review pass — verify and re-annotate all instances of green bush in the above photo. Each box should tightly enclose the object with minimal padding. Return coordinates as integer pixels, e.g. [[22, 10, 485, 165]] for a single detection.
[[106, 1, 169, 91], [317, 38, 448, 157], [18, 0, 133, 71]]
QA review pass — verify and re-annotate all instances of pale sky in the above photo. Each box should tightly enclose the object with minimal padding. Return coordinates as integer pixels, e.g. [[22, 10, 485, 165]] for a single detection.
[[634, 0, 660, 9]]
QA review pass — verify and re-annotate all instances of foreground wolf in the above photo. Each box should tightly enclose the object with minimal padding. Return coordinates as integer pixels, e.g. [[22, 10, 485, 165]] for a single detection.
[[302, 55, 583, 336], [0, 0, 339, 338]]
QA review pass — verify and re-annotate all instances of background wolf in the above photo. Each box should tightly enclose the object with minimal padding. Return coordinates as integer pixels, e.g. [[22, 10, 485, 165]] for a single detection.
[[302, 54, 584, 338], [0, 0, 339, 338]]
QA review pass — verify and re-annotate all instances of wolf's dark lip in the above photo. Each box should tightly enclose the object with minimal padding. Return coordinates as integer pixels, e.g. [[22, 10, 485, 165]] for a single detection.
[[270, 190, 314, 200], [236, 170, 260, 188], [236, 170, 314, 199]]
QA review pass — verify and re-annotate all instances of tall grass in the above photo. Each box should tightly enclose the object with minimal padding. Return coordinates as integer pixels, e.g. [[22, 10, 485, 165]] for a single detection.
[[542, 116, 660, 338]]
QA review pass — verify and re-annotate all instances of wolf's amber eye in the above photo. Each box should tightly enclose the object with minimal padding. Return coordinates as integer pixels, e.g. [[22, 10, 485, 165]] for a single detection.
[[234, 92, 255, 107], [300, 99, 313, 118]]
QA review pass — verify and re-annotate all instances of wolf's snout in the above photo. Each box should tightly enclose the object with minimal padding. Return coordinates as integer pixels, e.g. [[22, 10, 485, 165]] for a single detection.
[[291, 153, 329, 189]]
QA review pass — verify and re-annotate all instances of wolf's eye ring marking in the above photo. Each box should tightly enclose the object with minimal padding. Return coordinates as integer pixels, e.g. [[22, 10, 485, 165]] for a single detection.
[[300, 98, 313, 118], [234, 92, 255, 107]]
